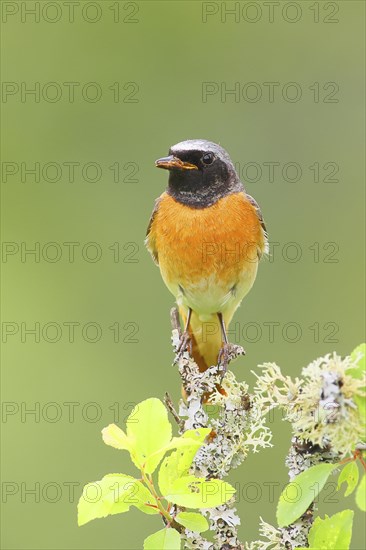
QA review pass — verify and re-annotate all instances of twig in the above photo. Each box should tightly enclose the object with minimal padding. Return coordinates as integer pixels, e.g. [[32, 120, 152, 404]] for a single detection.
[[164, 391, 185, 432], [168, 308, 253, 550]]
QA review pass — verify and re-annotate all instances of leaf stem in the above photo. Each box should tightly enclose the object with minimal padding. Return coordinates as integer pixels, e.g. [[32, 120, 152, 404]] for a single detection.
[[141, 469, 172, 523]]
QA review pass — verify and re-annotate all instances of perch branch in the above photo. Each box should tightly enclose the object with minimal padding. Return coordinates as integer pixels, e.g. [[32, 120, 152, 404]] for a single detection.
[[167, 307, 270, 550]]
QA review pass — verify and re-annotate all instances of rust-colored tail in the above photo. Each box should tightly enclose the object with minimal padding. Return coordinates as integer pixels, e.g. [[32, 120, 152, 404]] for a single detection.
[[179, 307, 224, 371]]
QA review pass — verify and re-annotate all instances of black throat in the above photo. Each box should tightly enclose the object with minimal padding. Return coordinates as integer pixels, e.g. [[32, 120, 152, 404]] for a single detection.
[[166, 171, 244, 208]]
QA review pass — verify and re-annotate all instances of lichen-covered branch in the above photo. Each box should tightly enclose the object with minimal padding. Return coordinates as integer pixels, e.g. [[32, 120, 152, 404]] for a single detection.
[[246, 352, 365, 549], [167, 308, 272, 550], [166, 310, 364, 549], [279, 438, 338, 548]]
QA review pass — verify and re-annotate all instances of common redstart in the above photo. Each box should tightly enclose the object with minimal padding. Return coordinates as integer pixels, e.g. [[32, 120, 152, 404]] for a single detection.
[[146, 139, 267, 375]]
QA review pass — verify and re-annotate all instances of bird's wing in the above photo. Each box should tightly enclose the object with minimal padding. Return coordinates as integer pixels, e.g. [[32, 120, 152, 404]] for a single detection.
[[245, 193, 267, 235], [245, 193, 268, 256], [145, 196, 161, 265]]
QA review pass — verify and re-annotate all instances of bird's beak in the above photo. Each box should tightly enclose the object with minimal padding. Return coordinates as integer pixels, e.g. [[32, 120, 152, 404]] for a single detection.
[[155, 155, 198, 171]]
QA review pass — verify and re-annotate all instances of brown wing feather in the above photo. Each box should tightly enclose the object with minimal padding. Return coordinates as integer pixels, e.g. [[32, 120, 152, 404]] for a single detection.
[[245, 193, 268, 256], [246, 193, 267, 233], [145, 196, 161, 265]]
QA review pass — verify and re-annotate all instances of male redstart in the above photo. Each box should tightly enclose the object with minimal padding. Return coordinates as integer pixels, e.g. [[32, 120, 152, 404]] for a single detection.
[[146, 139, 267, 374]]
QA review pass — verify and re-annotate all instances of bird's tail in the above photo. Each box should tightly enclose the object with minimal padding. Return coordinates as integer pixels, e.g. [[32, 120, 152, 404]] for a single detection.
[[179, 306, 223, 371]]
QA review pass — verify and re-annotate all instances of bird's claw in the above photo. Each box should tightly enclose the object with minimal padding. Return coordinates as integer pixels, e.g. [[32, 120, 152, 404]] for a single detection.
[[218, 343, 246, 382], [176, 330, 192, 357]]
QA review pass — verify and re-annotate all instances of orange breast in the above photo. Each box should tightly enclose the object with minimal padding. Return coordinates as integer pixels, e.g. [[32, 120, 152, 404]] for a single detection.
[[148, 191, 265, 291]]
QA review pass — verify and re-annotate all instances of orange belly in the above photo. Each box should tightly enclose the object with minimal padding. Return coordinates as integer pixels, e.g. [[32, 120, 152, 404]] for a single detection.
[[147, 191, 265, 316], [146, 191, 266, 370]]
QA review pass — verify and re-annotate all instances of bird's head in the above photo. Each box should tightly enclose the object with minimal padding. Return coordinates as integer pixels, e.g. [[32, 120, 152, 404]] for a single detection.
[[155, 139, 243, 207]]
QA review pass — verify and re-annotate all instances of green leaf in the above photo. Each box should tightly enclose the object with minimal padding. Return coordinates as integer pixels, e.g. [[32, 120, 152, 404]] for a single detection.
[[102, 424, 134, 451], [350, 344, 366, 432], [277, 463, 337, 527], [337, 461, 359, 496], [355, 394, 366, 427], [78, 474, 158, 526], [355, 474, 366, 511], [126, 398, 172, 474], [307, 510, 354, 549], [165, 475, 235, 508], [175, 512, 209, 533], [158, 430, 211, 496], [157, 430, 210, 456], [143, 528, 181, 550], [159, 452, 182, 497]]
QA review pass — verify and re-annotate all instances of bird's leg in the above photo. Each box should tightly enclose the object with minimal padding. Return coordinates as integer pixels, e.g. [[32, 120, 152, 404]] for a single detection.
[[177, 307, 192, 356], [217, 313, 245, 380], [217, 312, 230, 378]]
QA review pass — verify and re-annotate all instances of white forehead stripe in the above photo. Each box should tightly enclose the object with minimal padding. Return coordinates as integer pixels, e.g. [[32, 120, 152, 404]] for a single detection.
[[170, 140, 232, 165], [171, 139, 218, 153]]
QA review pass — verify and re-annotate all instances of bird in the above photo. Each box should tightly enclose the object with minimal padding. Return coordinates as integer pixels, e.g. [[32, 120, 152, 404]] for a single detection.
[[145, 139, 268, 377]]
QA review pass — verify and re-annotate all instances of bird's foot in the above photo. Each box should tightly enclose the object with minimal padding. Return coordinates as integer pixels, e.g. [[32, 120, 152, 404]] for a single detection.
[[218, 343, 246, 382], [176, 330, 192, 357]]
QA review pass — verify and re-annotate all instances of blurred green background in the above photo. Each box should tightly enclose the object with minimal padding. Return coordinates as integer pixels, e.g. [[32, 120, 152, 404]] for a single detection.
[[1, 1, 365, 548]]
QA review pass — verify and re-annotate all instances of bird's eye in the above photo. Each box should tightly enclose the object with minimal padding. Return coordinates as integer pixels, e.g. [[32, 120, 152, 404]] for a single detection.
[[202, 153, 214, 165]]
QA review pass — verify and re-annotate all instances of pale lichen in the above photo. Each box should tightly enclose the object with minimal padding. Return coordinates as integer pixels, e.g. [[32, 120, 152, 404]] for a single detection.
[[249, 351, 365, 549], [245, 518, 282, 549], [183, 531, 214, 550], [202, 500, 243, 549], [178, 365, 271, 549], [254, 352, 365, 456]]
